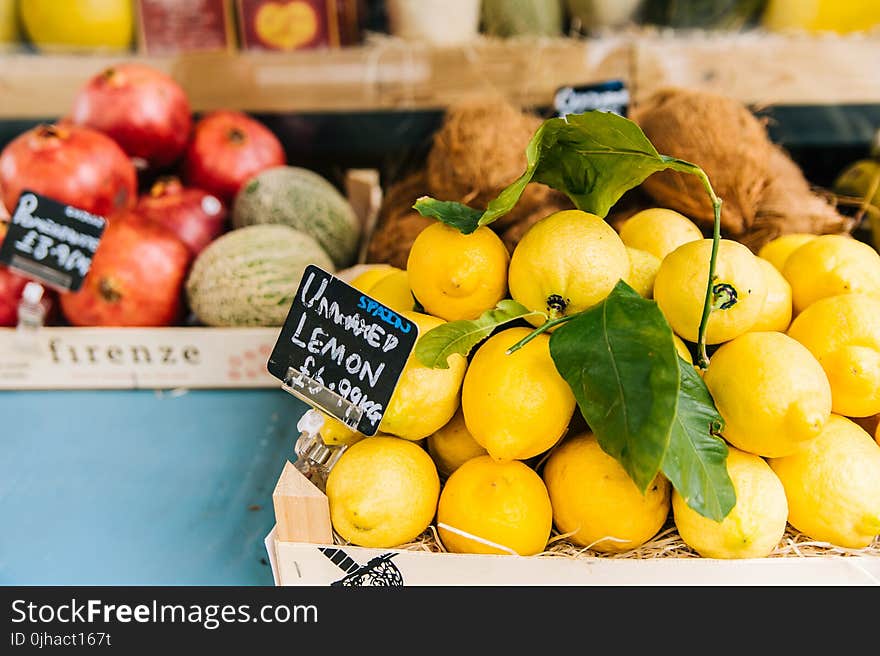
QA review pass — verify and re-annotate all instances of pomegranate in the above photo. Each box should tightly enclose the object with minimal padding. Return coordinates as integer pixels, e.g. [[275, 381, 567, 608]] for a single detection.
[[70, 62, 192, 171], [182, 110, 285, 204], [134, 177, 227, 256], [0, 123, 137, 216], [59, 211, 191, 327]]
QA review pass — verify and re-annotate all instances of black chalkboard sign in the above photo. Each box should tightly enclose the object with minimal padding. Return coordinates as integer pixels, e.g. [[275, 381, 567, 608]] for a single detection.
[[554, 79, 629, 118], [267, 265, 419, 436], [0, 191, 107, 292]]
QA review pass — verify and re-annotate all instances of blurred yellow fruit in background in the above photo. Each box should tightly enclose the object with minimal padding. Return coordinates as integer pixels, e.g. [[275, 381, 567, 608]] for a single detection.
[[366, 269, 414, 313], [769, 415, 880, 549], [20, 0, 134, 52], [462, 327, 575, 461], [437, 456, 552, 556], [623, 247, 661, 298], [704, 331, 832, 457], [543, 433, 670, 553], [348, 264, 397, 293], [618, 207, 703, 260], [327, 435, 440, 548], [0, 0, 19, 46], [762, 0, 880, 34], [673, 447, 788, 559]]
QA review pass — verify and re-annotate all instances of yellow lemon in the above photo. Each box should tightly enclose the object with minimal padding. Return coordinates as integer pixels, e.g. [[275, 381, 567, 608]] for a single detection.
[[769, 415, 880, 549], [704, 331, 832, 457], [618, 207, 703, 260], [673, 447, 788, 559], [782, 234, 880, 315], [542, 433, 670, 553], [750, 258, 793, 333], [326, 435, 440, 548], [379, 311, 467, 441], [348, 264, 398, 293], [366, 269, 414, 313], [461, 327, 576, 461], [673, 334, 693, 364], [427, 408, 488, 478], [787, 293, 880, 417], [508, 210, 630, 327], [624, 247, 661, 298], [407, 222, 510, 321], [318, 411, 365, 447], [654, 239, 767, 344], [0, 0, 19, 46], [757, 233, 817, 272], [20, 0, 134, 52], [437, 456, 552, 556]]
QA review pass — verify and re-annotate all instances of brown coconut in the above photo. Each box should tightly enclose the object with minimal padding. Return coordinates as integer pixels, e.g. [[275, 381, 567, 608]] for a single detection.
[[426, 95, 556, 230], [631, 87, 852, 251]]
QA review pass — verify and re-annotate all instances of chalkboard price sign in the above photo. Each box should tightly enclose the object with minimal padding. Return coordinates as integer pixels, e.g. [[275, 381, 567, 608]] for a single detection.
[[0, 191, 107, 292], [554, 79, 629, 118], [267, 265, 419, 437]]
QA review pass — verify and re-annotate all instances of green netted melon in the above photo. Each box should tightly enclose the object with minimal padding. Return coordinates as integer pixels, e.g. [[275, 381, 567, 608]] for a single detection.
[[185, 224, 334, 327], [231, 166, 361, 269]]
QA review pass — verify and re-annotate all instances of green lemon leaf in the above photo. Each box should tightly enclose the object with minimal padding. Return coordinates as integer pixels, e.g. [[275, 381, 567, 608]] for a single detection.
[[549, 281, 679, 492], [662, 358, 735, 522], [413, 111, 671, 230], [414, 300, 541, 369], [412, 197, 484, 234]]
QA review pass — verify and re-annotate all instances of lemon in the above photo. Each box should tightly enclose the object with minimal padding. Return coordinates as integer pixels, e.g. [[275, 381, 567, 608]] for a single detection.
[[407, 222, 510, 321], [365, 269, 414, 313], [461, 327, 576, 461], [782, 234, 880, 315], [704, 331, 832, 457], [0, 0, 19, 46], [624, 247, 661, 298], [20, 0, 134, 52], [769, 415, 880, 549], [379, 311, 467, 441], [427, 408, 487, 477], [543, 433, 670, 553], [750, 257, 793, 333], [618, 207, 703, 260], [673, 447, 788, 559], [437, 456, 552, 556], [654, 239, 767, 344], [673, 334, 693, 364], [348, 264, 398, 293], [508, 210, 630, 327], [757, 233, 817, 272], [326, 435, 440, 548], [787, 293, 880, 417], [318, 411, 365, 447]]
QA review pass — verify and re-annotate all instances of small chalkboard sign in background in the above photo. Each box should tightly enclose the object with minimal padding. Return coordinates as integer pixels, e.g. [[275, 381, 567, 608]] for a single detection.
[[267, 265, 419, 436], [554, 79, 629, 118], [0, 191, 107, 292]]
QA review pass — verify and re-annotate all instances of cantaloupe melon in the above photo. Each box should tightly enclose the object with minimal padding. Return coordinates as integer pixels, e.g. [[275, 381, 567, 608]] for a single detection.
[[231, 166, 361, 269], [185, 224, 334, 327]]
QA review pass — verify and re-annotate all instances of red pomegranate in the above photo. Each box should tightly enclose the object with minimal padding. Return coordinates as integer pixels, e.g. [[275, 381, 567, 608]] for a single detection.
[[59, 211, 191, 327], [70, 63, 192, 171], [134, 177, 227, 256], [182, 110, 285, 204], [0, 124, 137, 217]]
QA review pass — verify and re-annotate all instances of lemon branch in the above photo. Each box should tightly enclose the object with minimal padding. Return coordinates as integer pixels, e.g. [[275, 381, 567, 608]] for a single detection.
[[661, 157, 723, 371], [505, 314, 578, 355]]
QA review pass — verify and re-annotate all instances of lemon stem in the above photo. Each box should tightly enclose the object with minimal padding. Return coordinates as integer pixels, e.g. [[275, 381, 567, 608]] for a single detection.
[[506, 314, 577, 355], [661, 157, 723, 371]]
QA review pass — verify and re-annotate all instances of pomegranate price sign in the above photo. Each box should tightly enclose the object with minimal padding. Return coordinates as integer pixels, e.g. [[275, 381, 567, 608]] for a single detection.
[[267, 265, 419, 436], [0, 191, 106, 291]]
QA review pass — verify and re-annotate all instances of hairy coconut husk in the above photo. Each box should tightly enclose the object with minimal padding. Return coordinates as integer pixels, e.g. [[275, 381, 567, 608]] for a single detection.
[[426, 95, 553, 230], [632, 87, 771, 236], [742, 144, 855, 252], [366, 210, 434, 270]]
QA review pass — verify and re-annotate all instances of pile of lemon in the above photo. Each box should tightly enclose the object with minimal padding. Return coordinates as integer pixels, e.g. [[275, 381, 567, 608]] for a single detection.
[[320, 208, 880, 560]]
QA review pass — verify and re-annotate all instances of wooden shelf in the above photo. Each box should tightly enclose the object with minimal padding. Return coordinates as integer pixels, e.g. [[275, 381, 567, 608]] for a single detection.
[[1, 30, 880, 120]]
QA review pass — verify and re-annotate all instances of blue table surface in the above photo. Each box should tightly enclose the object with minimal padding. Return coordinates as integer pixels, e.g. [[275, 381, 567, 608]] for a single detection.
[[0, 388, 310, 586]]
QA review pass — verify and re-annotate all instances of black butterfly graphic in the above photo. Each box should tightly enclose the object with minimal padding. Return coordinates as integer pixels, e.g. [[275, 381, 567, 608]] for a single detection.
[[319, 547, 404, 586]]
